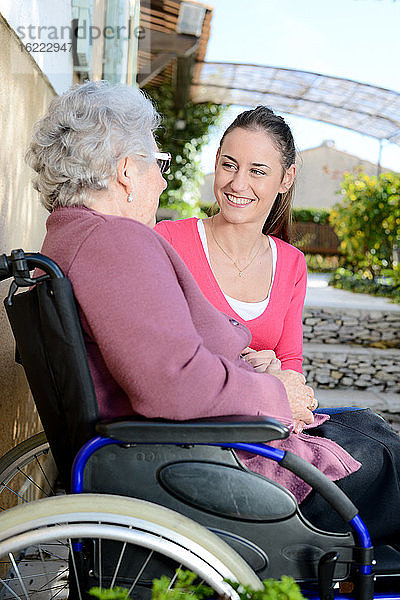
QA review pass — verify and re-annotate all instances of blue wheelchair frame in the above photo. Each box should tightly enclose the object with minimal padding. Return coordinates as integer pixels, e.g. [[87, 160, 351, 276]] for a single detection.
[[72, 436, 379, 600]]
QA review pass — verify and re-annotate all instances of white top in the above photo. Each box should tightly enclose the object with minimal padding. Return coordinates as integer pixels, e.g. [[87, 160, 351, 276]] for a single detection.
[[197, 219, 277, 321]]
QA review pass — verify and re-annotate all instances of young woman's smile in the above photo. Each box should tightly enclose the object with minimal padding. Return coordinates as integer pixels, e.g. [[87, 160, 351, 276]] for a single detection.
[[225, 193, 255, 207]]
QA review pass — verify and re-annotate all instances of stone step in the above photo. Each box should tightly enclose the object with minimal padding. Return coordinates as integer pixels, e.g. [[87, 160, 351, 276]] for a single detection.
[[303, 305, 400, 348], [315, 388, 400, 433], [303, 342, 400, 393]]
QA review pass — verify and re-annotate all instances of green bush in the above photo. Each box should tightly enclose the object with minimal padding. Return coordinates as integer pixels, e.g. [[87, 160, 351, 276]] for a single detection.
[[329, 171, 400, 278], [228, 576, 305, 600], [292, 208, 330, 225], [304, 254, 340, 273], [144, 83, 226, 217], [329, 267, 400, 304], [90, 588, 130, 600], [89, 569, 305, 600], [152, 570, 214, 600]]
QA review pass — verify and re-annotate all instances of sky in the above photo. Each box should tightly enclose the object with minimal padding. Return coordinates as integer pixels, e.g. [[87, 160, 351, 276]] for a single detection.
[[200, 0, 400, 173]]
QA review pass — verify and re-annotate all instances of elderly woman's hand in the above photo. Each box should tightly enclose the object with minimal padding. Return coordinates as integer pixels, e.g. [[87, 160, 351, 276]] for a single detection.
[[265, 359, 317, 432], [241, 347, 276, 372]]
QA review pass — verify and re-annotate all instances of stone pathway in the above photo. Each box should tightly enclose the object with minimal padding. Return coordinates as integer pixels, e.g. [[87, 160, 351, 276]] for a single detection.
[[302, 274, 400, 393], [305, 275, 400, 431], [303, 342, 399, 393], [305, 273, 400, 311]]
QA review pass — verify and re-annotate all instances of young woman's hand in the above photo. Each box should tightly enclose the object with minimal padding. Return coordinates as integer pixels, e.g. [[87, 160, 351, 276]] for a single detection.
[[241, 347, 276, 372]]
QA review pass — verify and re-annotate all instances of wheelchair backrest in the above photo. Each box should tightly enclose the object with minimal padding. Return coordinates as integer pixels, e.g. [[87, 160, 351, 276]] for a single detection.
[[1, 250, 99, 487]]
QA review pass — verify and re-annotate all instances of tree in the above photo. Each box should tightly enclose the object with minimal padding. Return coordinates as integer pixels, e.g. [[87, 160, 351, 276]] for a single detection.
[[145, 83, 226, 217], [330, 170, 400, 281]]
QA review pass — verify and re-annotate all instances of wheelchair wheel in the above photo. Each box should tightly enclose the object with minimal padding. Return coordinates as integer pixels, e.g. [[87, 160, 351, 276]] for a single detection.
[[0, 493, 260, 599], [0, 432, 57, 511]]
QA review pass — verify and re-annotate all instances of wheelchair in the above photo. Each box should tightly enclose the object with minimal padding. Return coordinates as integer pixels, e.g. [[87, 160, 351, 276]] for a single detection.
[[0, 248, 400, 600]]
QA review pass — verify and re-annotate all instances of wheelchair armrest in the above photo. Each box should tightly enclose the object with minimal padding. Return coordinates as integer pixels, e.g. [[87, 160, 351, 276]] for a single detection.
[[95, 415, 290, 444]]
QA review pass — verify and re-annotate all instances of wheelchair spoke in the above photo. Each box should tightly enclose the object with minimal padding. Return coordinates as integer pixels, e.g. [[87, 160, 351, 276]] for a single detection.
[[37, 545, 53, 594], [33, 457, 55, 496], [1, 582, 68, 600], [109, 541, 127, 588], [16, 468, 50, 498], [0, 434, 56, 514], [8, 553, 30, 600], [29, 544, 69, 562], [1, 568, 69, 588], [2, 570, 68, 584], [0, 576, 24, 600], [67, 539, 83, 600], [110, 525, 137, 589], [98, 533, 102, 590], [46, 582, 68, 600], [0, 549, 69, 600], [2, 484, 28, 505], [38, 567, 69, 589], [127, 549, 154, 596], [167, 566, 181, 591]]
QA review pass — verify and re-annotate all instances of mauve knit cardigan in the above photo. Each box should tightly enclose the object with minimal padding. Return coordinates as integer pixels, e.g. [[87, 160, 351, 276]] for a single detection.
[[40, 206, 360, 502]]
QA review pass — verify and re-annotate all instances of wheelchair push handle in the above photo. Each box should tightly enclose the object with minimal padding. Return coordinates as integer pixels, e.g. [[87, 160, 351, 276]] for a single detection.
[[0, 249, 64, 283], [0, 253, 12, 281]]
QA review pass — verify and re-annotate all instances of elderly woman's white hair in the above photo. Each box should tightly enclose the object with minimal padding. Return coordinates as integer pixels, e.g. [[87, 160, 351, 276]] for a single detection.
[[26, 81, 161, 211]]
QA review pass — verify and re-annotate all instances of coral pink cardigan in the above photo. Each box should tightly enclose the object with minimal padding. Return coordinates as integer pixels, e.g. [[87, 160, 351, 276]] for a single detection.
[[155, 218, 306, 372]]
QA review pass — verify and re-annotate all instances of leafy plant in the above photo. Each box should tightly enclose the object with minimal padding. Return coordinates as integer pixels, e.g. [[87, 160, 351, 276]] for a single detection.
[[89, 570, 306, 600], [329, 170, 400, 278], [292, 208, 330, 225], [144, 83, 227, 217], [228, 576, 305, 600], [329, 267, 400, 304], [152, 570, 214, 600], [89, 587, 131, 600], [304, 254, 340, 273]]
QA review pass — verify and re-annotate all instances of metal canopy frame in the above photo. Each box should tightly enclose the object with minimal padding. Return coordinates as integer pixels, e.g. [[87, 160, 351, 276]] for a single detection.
[[191, 61, 400, 145]]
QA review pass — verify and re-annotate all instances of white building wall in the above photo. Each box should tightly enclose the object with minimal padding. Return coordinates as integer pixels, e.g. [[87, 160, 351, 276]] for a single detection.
[[0, 12, 55, 470], [2, 0, 74, 94], [294, 140, 378, 209]]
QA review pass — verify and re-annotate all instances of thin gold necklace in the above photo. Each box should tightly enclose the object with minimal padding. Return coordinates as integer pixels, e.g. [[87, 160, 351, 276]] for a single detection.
[[210, 217, 263, 277]]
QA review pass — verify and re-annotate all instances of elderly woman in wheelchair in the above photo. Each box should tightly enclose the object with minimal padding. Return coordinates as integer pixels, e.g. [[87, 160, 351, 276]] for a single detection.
[[1, 80, 400, 600]]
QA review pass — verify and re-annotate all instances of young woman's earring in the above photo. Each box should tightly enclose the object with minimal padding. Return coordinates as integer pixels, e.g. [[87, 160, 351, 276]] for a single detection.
[[127, 191, 134, 203]]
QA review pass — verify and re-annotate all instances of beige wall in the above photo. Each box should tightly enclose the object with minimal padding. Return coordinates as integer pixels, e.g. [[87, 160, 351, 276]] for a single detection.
[[294, 140, 378, 209], [0, 14, 56, 458], [199, 172, 215, 206]]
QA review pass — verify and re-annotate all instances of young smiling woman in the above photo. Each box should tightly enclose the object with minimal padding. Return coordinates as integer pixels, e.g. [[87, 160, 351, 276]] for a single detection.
[[154, 107, 307, 385], [154, 110, 400, 540], [207, 125, 295, 305]]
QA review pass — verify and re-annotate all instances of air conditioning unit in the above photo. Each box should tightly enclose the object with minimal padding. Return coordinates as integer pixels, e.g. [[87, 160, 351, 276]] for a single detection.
[[176, 2, 206, 37]]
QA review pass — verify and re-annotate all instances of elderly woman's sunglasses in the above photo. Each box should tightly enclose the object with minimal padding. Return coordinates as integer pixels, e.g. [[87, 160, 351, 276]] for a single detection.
[[136, 151, 172, 174]]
